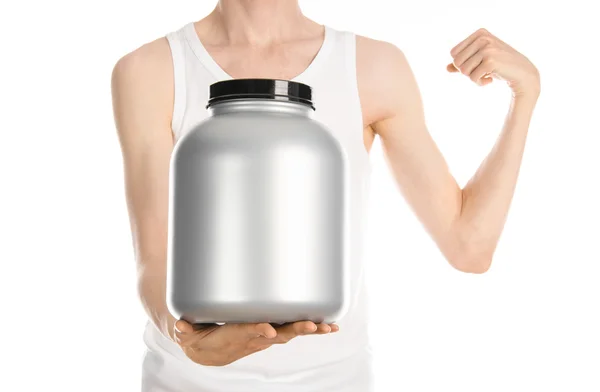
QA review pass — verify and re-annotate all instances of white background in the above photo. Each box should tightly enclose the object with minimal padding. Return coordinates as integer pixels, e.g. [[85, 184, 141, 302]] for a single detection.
[[1, 0, 599, 391]]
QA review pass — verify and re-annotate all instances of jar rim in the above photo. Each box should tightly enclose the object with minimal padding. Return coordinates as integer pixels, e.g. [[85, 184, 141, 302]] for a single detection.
[[207, 79, 315, 110]]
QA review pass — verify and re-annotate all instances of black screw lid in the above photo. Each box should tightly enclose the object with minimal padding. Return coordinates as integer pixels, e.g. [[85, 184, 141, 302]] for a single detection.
[[207, 79, 314, 109]]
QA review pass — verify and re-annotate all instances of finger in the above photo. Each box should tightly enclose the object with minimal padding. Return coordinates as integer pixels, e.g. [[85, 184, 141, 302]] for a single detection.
[[452, 36, 489, 69], [330, 324, 340, 333], [282, 321, 318, 335], [470, 61, 495, 85], [245, 322, 278, 339], [174, 319, 194, 334], [479, 76, 494, 86], [447, 63, 459, 73], [174, 320, 200, 345], [192, 322, 221, 332], [314, 323, 333, 334], [176, 322, 221, 346], [271, 321, 317, 343], [458, 53, 484, 77], [450, 28, 489, 58]]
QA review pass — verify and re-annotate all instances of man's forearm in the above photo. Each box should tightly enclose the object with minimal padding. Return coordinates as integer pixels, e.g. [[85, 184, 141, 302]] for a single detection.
[[457, 95, 538, 264], [138, 268, 177, 342]]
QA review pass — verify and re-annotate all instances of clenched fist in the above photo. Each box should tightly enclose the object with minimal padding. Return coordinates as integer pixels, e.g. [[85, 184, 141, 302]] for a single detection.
[[174, 319, 338, 366], [447, 28, 540, 98]]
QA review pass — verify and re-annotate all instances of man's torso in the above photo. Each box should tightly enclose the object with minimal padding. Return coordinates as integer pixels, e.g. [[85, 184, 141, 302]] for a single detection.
[[137, 19, 391, 391]]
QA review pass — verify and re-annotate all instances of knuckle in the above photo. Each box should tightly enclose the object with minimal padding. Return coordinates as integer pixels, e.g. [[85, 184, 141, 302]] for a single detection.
[[482, 57, 495, 67], [477, 27, 489, 35], [480, 46, 493, 56], [477, 35, 491, 46], [296, 326, 310, 335]]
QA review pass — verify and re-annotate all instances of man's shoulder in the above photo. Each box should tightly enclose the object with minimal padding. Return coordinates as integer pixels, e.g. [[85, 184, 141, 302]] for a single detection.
[[111, 36, 174, 95], [111, 37, 174, 112], [355, 35, 414, 124], [111, 36, 175, 138], [355, 35, 405, 63], [355, 34, 412, 89]]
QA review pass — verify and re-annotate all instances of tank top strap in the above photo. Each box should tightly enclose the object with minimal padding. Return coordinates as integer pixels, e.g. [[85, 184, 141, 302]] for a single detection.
[[342, 30, 358, 84], [305, 27, 360, 102], [165, 30, 188, 137], [300, 26, 355, 82], [308, 27, 367, 166]]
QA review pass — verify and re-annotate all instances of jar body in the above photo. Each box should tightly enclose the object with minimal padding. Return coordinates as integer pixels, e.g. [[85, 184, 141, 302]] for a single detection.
[[166, 101, 349, 324]]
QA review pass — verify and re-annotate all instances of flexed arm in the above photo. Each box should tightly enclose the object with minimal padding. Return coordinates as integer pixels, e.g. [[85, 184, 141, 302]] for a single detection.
[[357, 29, 540, 273]]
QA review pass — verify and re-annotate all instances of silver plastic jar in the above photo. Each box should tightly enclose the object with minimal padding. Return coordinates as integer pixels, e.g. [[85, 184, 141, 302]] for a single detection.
[[167, 79, 349, 324]]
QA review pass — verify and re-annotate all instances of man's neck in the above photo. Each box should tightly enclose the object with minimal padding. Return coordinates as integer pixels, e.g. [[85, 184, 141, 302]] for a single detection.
[[211, 0, 309, 46]]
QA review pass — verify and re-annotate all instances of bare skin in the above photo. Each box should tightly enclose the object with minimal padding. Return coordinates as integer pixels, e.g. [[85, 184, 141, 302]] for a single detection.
[[111, 0, 540, 367]]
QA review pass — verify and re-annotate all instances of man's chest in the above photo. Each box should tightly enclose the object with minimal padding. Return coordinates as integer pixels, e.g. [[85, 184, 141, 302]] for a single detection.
[[195, 40, 377, 150]]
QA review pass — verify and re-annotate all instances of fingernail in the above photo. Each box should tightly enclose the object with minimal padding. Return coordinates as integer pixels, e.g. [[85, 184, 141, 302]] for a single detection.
[[319, 325, 331, 333]]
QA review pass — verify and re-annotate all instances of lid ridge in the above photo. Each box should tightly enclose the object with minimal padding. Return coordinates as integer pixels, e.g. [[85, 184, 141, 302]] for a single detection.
[[207, 79, 315, 110]]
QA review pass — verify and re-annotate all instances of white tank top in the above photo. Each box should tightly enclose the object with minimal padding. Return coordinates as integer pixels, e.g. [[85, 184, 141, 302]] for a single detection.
[[141, 22, 373, 392]]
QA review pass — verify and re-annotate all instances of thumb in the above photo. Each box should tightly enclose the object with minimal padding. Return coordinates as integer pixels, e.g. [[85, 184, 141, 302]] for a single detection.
[[174, 319, 194, 334], [446, 63, 459, 73], [478, 76, 494, 86]]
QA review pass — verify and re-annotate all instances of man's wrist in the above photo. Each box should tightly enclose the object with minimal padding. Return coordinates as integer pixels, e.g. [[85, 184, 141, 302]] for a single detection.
[[511, 91, 539, 112]]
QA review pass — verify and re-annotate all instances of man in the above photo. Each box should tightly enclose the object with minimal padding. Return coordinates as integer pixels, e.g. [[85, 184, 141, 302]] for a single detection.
[[111, 0, 540, 390]]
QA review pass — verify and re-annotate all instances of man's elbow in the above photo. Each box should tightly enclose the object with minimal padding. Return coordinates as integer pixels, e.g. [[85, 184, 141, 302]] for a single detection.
[[447, 245, 494, 274]]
